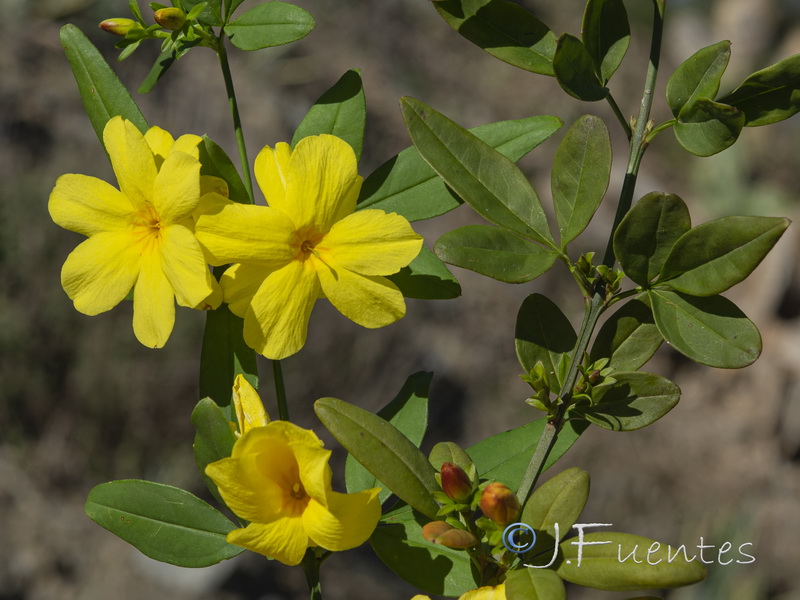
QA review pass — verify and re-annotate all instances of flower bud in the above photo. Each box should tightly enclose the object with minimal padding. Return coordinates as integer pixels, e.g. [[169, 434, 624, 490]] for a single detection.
[[99, 18, 141, 36], [440, 462, 473, 501], [480, 482, 520, 526], [154, 7, 186, 30], [422, 520, 452, 543], [434, 528, 478, 549]]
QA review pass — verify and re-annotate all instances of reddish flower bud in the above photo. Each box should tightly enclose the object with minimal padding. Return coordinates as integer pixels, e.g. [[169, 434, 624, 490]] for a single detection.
[[422, 521, 453, 543], [440, 462, 473, 501], [154, 7, 186, 30], [434, 528, 478, 549], [99, 18, 141, 36], [480, 482, 520, 526]]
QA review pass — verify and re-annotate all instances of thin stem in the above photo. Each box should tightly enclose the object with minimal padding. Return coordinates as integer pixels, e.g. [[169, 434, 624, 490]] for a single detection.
[[605, 93, 632, 140], [646, 119, 675, 144], [217, 35, 255, 203], [517, 0, 666, 507], [273, 360, 290, 421], [301, 550, 323, 600]]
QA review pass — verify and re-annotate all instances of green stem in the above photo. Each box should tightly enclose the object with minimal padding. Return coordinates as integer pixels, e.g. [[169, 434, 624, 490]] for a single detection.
[[517, 0, 666, 507], [605, 93, 632, 140], [273, 360, 289, 421], [301, 550, 323, 600], [217, 34, 255, 204], [646, 119, 675, 144]]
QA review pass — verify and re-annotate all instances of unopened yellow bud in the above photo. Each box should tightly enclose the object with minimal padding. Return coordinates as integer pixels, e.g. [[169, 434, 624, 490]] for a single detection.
[[154, 7, 186, 30], [99, 18, 141, 36], [480, 482, 520, 527], [440, 462, 473, 502]]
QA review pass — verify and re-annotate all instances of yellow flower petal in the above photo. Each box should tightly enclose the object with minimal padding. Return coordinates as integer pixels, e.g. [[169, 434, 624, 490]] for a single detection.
[[318, 209, 423, 276], [291, 431, 333, 505], [315, 262, 406, 328], [194, 194, 296, 266], [200, 175, 229, 199], [153, 151, 201, 223], [283, 135, 362, 232], [228, 518, 308, 566], [412, 596, 433, 600], [233, 374, 268, 436], [132, 250, 175, 348], [460, 585, 506, 600], [103, 116, 156, 212], [254, 142, 291, 208], [61, 231, 140, 315], [220, 263, 275, 317], [49, 174, 134, 236], [171, 133, 202, 159], [243, 260, 320, 359], [303, 489, 380, 552], [144, 126, 174, 168], [159, 224, 216, 308]]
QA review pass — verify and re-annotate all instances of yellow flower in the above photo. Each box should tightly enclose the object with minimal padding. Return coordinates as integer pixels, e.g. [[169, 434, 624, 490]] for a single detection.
[[231, 374, 268, 437], [413, 584, 506, 600], [194, 134, 423, 359], [48, 116, 220, 348], [206, 420, 381, 566]]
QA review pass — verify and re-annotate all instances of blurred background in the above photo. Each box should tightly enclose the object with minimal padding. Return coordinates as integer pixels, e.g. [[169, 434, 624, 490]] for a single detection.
[[2, 0, 800, 598]]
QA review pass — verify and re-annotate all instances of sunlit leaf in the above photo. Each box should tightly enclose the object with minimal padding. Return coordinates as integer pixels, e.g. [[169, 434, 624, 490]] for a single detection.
[[590, 296, 663, 371], [506, 568, 566, 600], [674, 98, 744, 157], [666, 40, 730, 117], [224, 2, 314, 50], [388, 246, 462, 299], [719, 54, 800, 126], [521, 467, 589, 543], [199, 136, 250, 205]]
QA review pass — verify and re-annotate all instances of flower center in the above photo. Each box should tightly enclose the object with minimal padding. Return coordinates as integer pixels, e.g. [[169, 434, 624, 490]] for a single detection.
[[291, 481, 306, 500], [291, 228, 324, 261], [132, 204, 163, 249]]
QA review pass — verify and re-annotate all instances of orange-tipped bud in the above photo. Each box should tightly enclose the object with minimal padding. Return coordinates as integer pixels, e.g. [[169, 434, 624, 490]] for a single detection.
[[154, 7, 186, 30], [440, 462, 473, 501], [480, 482, 520, 526], [99, 18, 141, 36], [434, 528, 478, 549], [422, 520, 453, 543]]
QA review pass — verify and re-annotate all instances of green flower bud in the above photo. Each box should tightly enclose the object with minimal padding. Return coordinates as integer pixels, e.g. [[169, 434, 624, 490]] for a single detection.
[[480, 482, 520, 527], [440, 462, 473, 502], [99, 18, 141, 36], [154, 7, 186, 30]]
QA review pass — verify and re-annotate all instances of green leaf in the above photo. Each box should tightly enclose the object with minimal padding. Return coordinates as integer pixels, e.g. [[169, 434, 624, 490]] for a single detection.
[[292, 69, 365, 161], [224, 2, 315, 50], [515, 294, 577, 388], [590, 297, 663, 371], [573, 371, 680, 431], [60, 24, 149, 143], [199, 136, 250, 205], [648, 289, 761, 368], [359, 115, 562, 222], [85, 480, 244, 567], [553, 34, 609, 102], [556, 532, 706, 590], [674, 98, 744, 157], [315, 397, 440, 519], [199, 302, 258, 418], [718, 53, 800, 126], [666, 41, 731, 117], [138, 48, 178, 94], [506, 568, 566, 600], [581, 0, 630, 83], [552, 115, 611, 247], [184, 0, 223, 25], [371, 506, 479, 596], [225, 0, 247, 21], [387, 246, 462, 300], [613, 192, 691, 286], [467, 418, 588, 491], [433, 0, 557, 75], [429, 442, 476, 477], [521, 467, 589, 544], [434, 225, 558, 284], [658, 216, 790, 296], [191, 398, 237, 506], [400, 97, 555, 246], [344, 372, 432, 503]]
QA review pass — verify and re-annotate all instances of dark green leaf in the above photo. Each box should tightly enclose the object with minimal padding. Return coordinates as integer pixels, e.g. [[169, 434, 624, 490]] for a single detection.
[[199, 302, 258, 419], [613, 192, 691, 286], [552, 115, 611, 247], [521, 467, 589, 543], [553, 34, 609, 101], [433, 0, 557, 75], [292, 69, 365, 161], [224, 2, 315, 50], [85, 480, 244, 567], [199, 136, 250, 205], [590, 297, 663, 371], [371, 506, 479, 596], [573, 371, 680, 431], [435, 225, 558, 283], [557, 532, 706, 590], [60, 24, 149, 143], [506, 568, 566, 600], [225, 0, 247, 21], [515, 294, 577, 387], [467, 418, 588, 491], [666, 41, 731, 117], [191, 398, 237, 506], [718, 54, 800, 126], [581, 0, 630, 83], [315, 397, 440, 519], [359, 115, 562, 222], [674, 98, 744, 157], [400, 97, 554, 245], [658, 216, 790, 296], [387, 246, 462, 300], [184, 0, 223, 25], [138, 48, 177, 94], [649, 289, 761, 368], [345, 372, 432, 503]]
